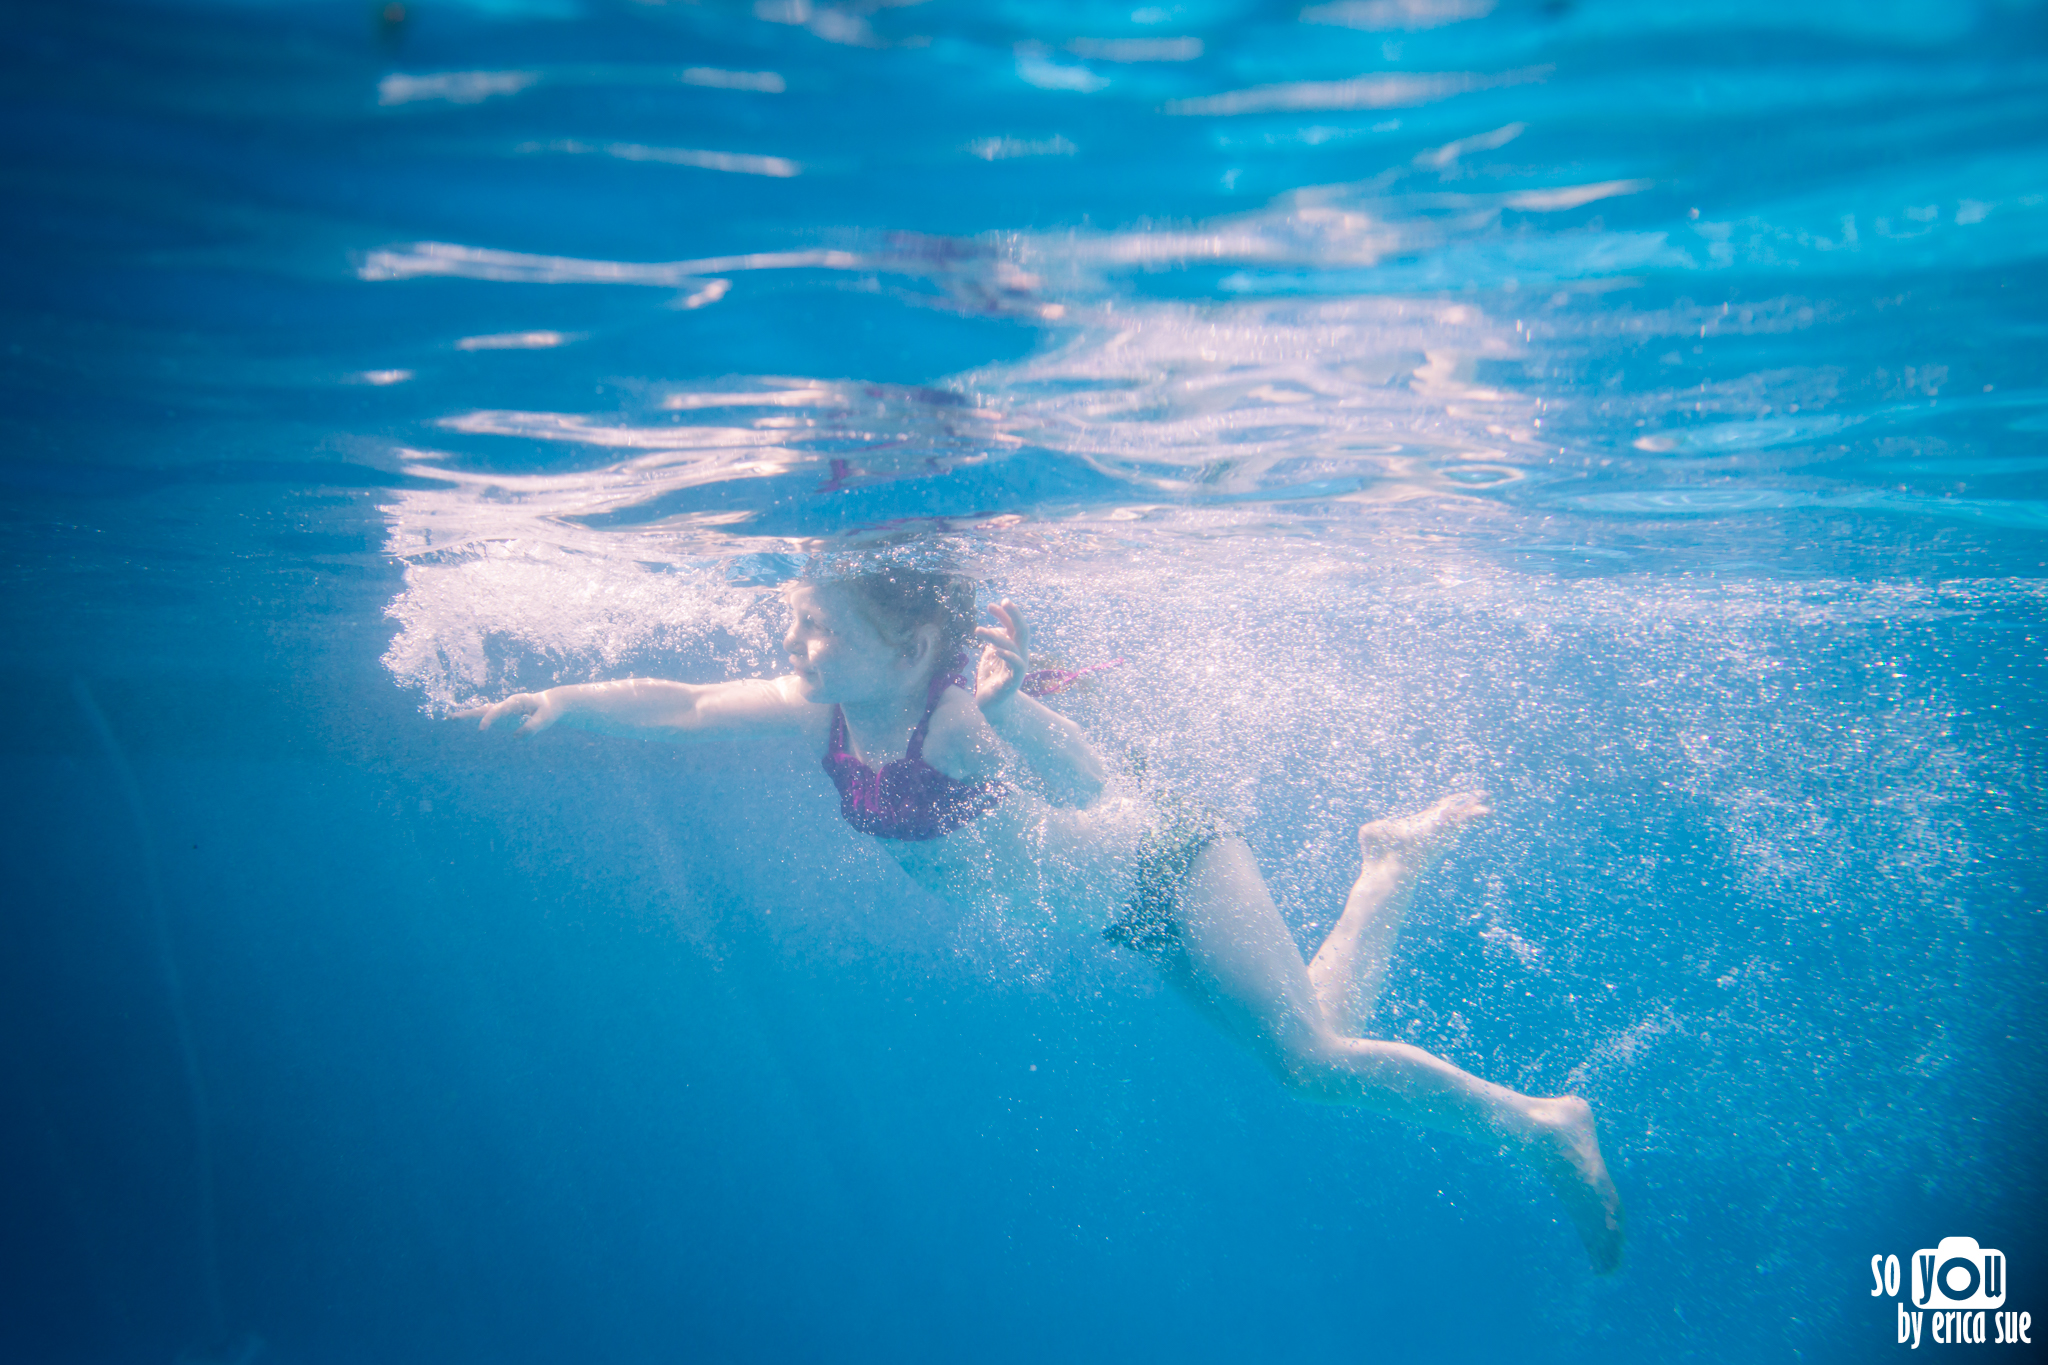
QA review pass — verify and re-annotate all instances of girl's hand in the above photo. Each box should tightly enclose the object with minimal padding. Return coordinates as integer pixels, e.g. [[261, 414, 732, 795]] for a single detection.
[[973, 599, 1032, 713], [452, 689, 567, 735]]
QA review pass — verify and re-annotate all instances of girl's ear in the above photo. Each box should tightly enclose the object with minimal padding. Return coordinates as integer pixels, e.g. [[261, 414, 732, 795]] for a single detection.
[[907, 623, 938, 669]]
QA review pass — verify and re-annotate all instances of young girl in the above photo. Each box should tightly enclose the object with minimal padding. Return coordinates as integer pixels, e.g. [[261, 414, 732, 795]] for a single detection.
[[459, 569, 1625, 1272]]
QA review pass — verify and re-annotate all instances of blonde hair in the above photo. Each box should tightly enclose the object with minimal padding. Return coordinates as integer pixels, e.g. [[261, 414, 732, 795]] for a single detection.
[[831, 569, 979, 669]]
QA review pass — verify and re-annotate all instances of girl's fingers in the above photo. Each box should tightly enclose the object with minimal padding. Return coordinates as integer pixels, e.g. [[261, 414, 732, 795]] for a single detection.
[[1002, 600, 1031, 650], [982, 600, 1031, 655], [993, 603, 1030, 647]]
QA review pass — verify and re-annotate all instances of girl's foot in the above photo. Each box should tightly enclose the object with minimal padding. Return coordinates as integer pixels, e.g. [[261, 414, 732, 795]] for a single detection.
[[1312, 790, 1497, 1036], [1357, 789, 1493, 865], [1525, 1095, 1626, 1274]]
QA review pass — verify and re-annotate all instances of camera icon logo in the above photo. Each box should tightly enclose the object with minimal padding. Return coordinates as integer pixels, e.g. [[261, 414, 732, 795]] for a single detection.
[[1913, 1236, 2006, 1310]]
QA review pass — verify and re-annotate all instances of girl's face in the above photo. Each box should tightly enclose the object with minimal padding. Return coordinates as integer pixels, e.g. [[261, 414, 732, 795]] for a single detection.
[[782, 584, 926, 704]]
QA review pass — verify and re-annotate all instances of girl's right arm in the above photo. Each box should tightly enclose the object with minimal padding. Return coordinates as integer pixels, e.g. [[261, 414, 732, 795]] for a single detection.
[[455, 676, 817, 741], [969, 601, 1108, 806]]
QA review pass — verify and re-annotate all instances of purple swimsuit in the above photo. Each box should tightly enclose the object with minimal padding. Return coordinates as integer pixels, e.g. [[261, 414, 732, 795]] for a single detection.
[[823, 662, 1004, 841]]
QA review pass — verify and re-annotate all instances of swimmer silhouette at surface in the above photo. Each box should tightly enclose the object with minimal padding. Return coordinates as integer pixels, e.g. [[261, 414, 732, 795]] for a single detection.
[[456, 569, 1626, 1273]]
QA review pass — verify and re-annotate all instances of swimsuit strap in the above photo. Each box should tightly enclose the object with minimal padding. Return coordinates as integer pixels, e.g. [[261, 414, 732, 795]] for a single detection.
[[830, 658, 965, 766], [903, 662, 963, 762]]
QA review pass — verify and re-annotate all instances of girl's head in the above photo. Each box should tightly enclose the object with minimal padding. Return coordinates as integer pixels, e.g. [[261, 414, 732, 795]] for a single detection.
[[782, 569, 978, 702]]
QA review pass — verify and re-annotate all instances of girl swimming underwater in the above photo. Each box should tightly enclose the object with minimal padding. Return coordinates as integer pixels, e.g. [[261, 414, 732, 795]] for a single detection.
[[459, 569, 1626, 1272]]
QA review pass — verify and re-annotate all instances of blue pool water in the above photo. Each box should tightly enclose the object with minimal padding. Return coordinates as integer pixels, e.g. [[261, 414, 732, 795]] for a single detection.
[[3, 0, 2045, 1361]]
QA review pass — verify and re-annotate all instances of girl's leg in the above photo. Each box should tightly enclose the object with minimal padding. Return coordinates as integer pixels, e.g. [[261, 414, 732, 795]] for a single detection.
[[1168, 834, 1625, 1273], [1307, 791, 1492, 1037]]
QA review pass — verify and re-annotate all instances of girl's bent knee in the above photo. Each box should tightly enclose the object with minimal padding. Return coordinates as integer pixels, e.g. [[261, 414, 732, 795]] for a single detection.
[[1271, 1035, 1350, 1104]]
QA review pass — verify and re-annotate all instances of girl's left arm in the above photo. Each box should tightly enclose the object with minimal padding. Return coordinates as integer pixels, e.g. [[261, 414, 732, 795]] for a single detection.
[[971, 600, 1107, 807]]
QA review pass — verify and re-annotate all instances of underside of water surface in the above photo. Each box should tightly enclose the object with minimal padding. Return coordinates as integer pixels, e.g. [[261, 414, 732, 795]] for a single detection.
[[1, 1, 2044, 1362]]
